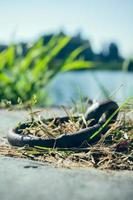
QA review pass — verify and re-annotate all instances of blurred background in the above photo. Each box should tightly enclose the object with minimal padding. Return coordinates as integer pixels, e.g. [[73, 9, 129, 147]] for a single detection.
[[0, 0, 133, 107]]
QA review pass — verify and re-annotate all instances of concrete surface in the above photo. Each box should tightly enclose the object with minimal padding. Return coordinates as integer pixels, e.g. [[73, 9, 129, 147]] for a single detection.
[[0, 157, 133, 200], [0, 109, 133, 200]]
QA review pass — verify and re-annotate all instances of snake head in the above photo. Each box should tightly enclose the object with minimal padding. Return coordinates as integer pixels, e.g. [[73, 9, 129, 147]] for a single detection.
[[84, 100, 119, 125]]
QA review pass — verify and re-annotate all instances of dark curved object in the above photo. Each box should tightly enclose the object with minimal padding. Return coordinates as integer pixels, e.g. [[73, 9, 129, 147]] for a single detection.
[[7, 100, 119, 148]]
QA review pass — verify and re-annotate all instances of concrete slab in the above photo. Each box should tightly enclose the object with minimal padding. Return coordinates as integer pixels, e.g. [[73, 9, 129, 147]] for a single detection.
[[0, 156, 133, 200]]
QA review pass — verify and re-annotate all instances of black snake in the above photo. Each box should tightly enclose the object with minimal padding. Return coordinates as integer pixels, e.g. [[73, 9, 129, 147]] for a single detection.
[[7, 100, 119, 148]]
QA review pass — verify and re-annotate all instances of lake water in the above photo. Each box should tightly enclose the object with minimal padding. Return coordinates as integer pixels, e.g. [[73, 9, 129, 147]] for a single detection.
[[47, 70, 133, 105]]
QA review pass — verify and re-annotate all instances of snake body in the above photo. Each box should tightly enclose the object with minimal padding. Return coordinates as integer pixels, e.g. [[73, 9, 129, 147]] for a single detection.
[[7, 100, 119, 148]]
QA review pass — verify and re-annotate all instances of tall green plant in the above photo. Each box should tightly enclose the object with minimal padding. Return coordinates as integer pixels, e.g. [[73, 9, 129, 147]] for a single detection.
[[0, 35, 94, 106]]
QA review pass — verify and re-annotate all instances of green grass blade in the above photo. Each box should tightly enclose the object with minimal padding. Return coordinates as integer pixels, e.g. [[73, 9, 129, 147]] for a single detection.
[[62, 60, 94, 71], [89, 97, 133, 141], [64, 45, 88, 64], [32, 36, 71, 77]]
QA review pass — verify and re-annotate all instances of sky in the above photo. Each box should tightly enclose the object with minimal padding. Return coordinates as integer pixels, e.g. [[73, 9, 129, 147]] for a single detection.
[[0, 0, 133, 57]]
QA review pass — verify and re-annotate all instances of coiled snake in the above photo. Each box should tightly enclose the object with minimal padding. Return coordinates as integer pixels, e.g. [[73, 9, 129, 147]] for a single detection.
[[7, 100, 119, 148]]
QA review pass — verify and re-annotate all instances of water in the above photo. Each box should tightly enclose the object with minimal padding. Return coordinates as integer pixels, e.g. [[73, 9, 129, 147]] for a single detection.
[[47, 70, 133, 105]]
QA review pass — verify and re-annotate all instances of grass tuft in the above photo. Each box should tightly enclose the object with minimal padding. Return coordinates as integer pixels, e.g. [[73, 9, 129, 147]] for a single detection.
[[0, 98, 133, 170]]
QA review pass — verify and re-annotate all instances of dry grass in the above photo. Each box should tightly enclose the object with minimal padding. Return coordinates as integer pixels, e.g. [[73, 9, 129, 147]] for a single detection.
[[19, 118, 82, 139], [0, 110, 132, 170]]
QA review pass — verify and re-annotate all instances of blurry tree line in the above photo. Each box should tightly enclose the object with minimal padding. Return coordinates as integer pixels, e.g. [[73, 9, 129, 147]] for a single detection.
[[0, 32, 123, 63], [0, 32, 133, 71]]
